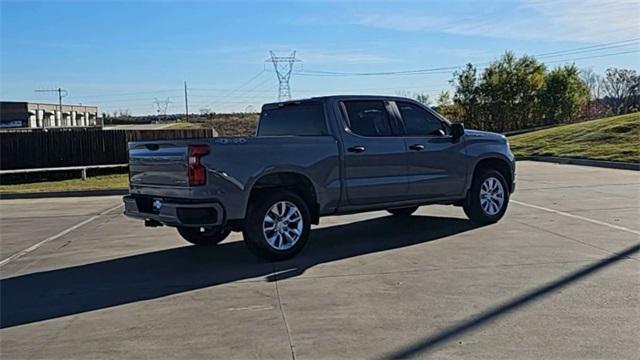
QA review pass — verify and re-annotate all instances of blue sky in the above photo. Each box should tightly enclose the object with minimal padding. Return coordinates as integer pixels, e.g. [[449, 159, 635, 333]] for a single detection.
[[1, 0, 639, 114]]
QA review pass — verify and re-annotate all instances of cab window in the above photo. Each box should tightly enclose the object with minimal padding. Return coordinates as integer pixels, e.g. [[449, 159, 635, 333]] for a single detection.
[[342, 100, 393, 137], [396, 102, 445, 136]]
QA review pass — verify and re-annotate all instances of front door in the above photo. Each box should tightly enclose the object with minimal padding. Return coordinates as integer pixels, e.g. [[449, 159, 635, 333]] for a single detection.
[[393, 101, 467, 199], [340, 100, 408, 206]]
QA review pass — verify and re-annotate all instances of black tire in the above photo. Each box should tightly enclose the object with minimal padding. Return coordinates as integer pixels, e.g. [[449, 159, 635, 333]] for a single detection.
[[387, 206, 418, 216], [177, 226, 231, 246], [463, 169, 510, 224], [243, 189, 311, 261]]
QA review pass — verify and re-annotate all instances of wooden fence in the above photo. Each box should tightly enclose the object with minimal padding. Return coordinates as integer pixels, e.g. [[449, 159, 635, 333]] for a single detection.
[[0, 128, 217, 170]]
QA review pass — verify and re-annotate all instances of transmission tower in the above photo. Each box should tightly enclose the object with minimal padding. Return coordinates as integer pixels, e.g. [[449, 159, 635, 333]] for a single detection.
[[153, 97, 171, 120], [267, 51, 301, 101]]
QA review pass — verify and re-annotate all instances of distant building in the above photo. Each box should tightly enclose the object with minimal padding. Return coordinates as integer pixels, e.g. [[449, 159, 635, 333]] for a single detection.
[[0, 102, 99, 128]]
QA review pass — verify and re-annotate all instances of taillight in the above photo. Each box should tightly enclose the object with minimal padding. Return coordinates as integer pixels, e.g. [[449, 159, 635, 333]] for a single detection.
[[188, 145, 209, 186]]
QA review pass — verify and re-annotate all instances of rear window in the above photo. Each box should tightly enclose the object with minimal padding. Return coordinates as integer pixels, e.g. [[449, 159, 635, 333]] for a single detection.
[[257, 103, 328, 136]]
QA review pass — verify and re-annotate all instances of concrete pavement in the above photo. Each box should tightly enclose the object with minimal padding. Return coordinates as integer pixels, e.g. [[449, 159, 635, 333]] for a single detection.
[[0, 161, 638, 359]]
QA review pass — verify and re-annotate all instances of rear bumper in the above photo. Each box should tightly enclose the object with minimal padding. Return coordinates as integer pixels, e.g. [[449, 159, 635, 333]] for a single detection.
[[123, 195, 224, 227]]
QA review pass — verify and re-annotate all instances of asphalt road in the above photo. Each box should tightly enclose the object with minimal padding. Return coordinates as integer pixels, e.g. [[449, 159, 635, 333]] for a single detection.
[[1, 161, 638, 359]]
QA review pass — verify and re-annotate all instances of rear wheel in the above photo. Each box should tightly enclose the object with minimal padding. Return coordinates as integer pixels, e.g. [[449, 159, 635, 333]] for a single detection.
[[387, 206, 418, 216], [177, 226, 231, 246], [463, 169, 509, 224], [243, 190, 311, 261]]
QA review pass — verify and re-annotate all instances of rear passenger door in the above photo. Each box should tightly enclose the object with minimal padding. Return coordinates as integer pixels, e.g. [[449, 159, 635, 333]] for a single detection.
[[340, 100, 409, 206], [393, 101, 467, 199]]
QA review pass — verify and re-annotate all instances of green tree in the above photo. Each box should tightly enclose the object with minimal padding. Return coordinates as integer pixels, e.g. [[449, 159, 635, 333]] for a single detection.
[[452, 63, 482, 128], [435, 90, 462, 121], [539, 65, 589, 124], [451, 53, 546, 132], [477, 52, 546, 131]]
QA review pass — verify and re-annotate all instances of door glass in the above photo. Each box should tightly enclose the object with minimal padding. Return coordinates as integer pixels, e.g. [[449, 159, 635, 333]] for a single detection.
[[342, 101, 393, 137], [397, 102, 445, 136]]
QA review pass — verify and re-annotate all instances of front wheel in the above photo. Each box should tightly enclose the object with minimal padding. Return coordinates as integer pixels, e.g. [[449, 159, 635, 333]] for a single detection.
[[177, 226, 231, 246], [463, 169, 509, 224], [243, 190, 311, 261]]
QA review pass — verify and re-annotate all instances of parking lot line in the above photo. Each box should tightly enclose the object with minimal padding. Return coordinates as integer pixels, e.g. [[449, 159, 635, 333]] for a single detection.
[[0, 203, 123, 267], [511, 199, 640, 235]]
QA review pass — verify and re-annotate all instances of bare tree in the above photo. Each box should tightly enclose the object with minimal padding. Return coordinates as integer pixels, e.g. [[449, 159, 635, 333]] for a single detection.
[[394, 90, 431, 106], [600, 68, 640, 114], [581, 68, 600, 99], [415, 93, 431, 106], [580, 68, 601, 117], [394, 90, 413, 98]]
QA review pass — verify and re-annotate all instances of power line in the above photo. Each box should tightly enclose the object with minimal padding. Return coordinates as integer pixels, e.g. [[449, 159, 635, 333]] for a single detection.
[[72, 89, 181, 98], [544, 49, 640, 64], [189, 83, 449, 94], [535, 42, 639, 60], [213, 76, 274, 109], [295, 38, 640, 77], [207, 69, 266, 111], [534, 38, 640, 57], [184, 93, 276, 99]]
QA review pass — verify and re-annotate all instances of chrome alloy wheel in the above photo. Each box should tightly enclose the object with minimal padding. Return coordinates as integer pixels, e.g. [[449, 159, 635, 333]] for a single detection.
[[263, 201, 303, 250], [479, 177, 505, 216]]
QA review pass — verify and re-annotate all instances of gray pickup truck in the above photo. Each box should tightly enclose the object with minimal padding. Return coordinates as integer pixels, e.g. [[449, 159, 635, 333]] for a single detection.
[[124, 95, 515, 260]]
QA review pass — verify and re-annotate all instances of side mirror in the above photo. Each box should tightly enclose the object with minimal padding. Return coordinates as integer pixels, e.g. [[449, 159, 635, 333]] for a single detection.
[[451, 123, 465, 143]]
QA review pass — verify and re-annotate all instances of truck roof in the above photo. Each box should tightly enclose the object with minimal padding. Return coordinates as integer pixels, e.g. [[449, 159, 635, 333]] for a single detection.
[[262, 95, 420, 108]]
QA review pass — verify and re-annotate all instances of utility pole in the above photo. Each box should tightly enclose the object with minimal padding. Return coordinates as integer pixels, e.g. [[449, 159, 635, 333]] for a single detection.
[[266, 51, 301, 101], [184, 81, 189, 122], [35, 87, 68, 128]]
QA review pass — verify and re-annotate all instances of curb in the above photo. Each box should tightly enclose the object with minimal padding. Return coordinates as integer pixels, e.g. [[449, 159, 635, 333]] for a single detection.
[[519, 156, 639, 171], [0, 189, 128, 200]]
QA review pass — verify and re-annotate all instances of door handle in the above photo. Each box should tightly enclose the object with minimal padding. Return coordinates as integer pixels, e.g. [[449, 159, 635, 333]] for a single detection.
[[409, 144, 425, 151], [348, 146, 366, 153]]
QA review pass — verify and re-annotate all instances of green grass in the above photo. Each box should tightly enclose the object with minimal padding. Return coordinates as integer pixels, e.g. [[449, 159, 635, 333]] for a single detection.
[[0, 174, 128, 194], [165, 122, 205, 130], [509, 112, 640, 163]]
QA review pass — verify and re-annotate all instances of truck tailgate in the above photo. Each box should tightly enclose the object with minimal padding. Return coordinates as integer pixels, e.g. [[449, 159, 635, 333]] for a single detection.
[[129, 142, 189, 187]]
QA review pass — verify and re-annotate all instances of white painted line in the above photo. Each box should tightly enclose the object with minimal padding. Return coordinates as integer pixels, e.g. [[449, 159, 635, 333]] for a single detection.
[[0, 203, 124, 267], [511, 200, 640, 236], [226, 305, 275, 312]]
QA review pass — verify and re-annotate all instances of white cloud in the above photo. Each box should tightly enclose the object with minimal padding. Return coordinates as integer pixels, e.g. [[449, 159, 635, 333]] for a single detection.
[[354, 13, 448, 32], [301, 49, 398, 64], [522, 0, 640, 42], [354, 0, 640, 43]]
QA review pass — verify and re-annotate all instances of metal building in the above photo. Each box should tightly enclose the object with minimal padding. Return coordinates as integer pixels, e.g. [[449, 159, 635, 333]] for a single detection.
[[0, 102, 99, 128]]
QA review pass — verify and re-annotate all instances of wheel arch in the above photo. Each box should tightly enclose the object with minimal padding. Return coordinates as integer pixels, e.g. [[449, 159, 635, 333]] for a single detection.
[[470, 156, 514, 193], [247, 171, 320, 224]]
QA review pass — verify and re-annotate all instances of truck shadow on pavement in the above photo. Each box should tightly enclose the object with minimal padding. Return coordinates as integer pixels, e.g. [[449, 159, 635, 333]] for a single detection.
[[1, 215, 478, 328]]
